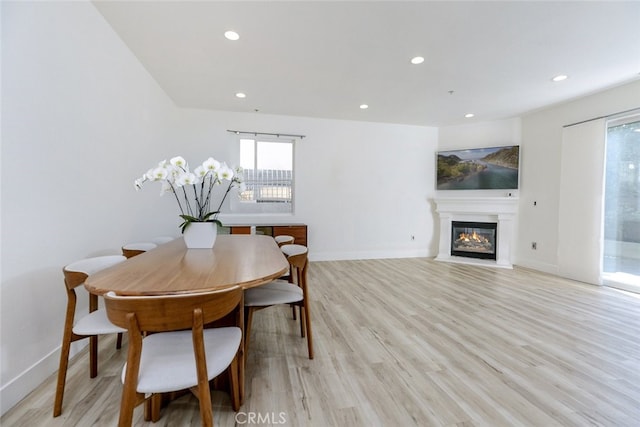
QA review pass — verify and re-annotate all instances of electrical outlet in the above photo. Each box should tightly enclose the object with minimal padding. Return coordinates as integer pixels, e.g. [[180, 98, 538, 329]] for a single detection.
[[531, 242, 537, 250]]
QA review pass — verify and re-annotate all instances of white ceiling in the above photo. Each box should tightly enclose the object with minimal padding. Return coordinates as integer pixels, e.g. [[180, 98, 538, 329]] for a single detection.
[[93, 1, 640, 127]]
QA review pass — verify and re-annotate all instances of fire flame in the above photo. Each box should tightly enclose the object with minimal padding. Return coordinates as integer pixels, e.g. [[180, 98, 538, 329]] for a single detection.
[[458, 231, 489, 244]]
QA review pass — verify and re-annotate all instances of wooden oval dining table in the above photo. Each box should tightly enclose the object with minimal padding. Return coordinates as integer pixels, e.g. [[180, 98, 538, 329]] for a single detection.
[[85, 234, 289, 296], [84, 234, 289, 412]]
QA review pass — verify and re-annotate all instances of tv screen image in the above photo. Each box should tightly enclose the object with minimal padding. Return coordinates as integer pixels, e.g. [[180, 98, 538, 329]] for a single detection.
[[436, 145, 519, 190]]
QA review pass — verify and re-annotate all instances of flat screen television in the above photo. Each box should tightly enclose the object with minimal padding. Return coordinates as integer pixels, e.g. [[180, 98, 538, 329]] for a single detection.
[[436, 145, 519, 190]]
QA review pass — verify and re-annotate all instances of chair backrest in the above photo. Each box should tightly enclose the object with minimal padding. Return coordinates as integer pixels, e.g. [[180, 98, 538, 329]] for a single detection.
[[103, 286, 243, 333], [63, 255, 127, 290], [280, 244, 308, 287], [274, 235, 295, 247], [121, 242, 157, 258]]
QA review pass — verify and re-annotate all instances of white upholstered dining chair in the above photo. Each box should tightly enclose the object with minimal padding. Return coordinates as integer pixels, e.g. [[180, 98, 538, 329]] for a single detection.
[[274, 234, 295, 247], [121, 242, 157, 259], [244, 244, 314, 359], [54, 255, 128, 417], [103, 286, 244, 426]]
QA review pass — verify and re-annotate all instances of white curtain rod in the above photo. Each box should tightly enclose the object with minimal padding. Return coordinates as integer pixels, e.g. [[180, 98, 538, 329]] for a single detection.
[[227, 129, 306, 139], [563, 107, 640, 128]]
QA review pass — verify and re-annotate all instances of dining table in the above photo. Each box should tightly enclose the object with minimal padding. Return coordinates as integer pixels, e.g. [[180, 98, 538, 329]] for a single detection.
[[84, 233, 289, 409], [85, 234, 289, 296]]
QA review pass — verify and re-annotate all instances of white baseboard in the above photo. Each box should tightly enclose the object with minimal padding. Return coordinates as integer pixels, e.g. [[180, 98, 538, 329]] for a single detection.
[[1, 341, 87, 416], [513, 258, 559, 276], [309, 248, 431, 262]]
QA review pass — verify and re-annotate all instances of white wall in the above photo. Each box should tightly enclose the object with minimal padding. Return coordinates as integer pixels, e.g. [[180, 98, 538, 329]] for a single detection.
[[174, 108, 439, 261], [518, 80, 640, 275], [437, 82, 640, 277], [0, 1, 180, 414], [0, 2, 438, 414]]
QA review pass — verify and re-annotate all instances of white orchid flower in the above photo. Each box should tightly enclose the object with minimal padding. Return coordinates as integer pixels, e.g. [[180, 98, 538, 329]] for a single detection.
[[218, 163, 234, 181], [203, 157, 221, 172], [137, 156, 242, 228], [176, 172, 199, 187], [160, 180, 172, 195], [194, 165, 208, 178], [167, 166, 181, 183], [148, 167, 169, 181], [134, 174, 147, 190], [170, 156, 187, 169], [233, 166, 244, 183]]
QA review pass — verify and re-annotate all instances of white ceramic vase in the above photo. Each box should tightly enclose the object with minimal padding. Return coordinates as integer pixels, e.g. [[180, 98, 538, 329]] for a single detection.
[[183, 222, 217, 249]]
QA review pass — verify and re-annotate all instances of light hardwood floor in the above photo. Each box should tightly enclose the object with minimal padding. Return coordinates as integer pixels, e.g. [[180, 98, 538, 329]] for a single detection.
[[3, 258, 640, 426]]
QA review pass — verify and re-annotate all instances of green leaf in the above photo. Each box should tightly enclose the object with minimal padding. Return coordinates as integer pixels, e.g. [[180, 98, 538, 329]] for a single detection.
[[178, 214, 222, 233], [200, 211, 219, 222], [179, 214, 198, 234]]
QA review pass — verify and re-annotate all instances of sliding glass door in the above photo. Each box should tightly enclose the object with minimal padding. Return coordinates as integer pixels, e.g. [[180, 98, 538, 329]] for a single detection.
[[603, 114, 640, 293]]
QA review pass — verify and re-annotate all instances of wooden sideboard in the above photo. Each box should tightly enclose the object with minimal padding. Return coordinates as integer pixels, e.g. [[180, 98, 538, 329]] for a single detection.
[[221, 224, 308, 247]]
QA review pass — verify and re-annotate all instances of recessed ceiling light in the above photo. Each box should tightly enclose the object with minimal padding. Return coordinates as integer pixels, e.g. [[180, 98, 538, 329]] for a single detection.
[[360, 104, 369, 109], [235, 92, 246, 98], [410, 56, 425, 65], [552, 74, 568, 82], [224, 31, 240, 41], [464, 113, 475, 118]]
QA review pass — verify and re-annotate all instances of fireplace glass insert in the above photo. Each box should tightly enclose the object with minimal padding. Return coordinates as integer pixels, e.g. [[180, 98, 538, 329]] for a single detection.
[[451, 221, 497, 260]]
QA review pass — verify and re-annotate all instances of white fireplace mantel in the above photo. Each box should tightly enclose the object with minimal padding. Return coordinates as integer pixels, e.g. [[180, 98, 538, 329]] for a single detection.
[[433, 196, 519, 268]]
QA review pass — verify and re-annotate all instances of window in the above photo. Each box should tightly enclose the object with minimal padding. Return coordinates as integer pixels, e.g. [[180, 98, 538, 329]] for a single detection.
[[233, 137, 294, 214], [602, 113, 640, 293]]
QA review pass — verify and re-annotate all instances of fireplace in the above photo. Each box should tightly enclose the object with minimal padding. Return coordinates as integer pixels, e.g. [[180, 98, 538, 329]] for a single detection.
[[451, 221, 497, 260], [433, 196, 518, 268]]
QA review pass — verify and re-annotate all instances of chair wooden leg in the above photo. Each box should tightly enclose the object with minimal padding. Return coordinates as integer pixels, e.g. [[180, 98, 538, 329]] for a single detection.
[[198, 391, 213, 427], [229, 356, 240, 411], [237, 332, 245, 405], [291, 266, 298, 321], [303, 303, 314, 360], [53, 329, 73, 417], [89, 335, 98, 378], [299, 303, 305, 338], [192, 309, 213, 427], [118, 382, 138, 427], [237, 299, 245, 406], [88, 294, 99, 378], [244, 307, 255, 359], [143, 393, 162, 422], [116, 332, 123, 349], [120, 317, 143, 427], [143, 398, 152, 422], [152, 394, 163, 422], [54, 293, 77, 418]]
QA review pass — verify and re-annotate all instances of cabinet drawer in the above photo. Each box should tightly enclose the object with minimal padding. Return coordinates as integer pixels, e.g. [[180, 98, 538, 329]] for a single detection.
[[227, 224, 308, 246], [273, 225, 307, 246], [230, 226, 251, 235]]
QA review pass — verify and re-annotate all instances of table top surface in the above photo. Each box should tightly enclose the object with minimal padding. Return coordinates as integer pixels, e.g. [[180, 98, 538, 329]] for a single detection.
[[85, 235, 289, 296]]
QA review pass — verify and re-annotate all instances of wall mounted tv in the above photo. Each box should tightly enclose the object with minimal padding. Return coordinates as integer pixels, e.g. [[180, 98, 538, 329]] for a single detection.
[[436, 145, 520, 190]]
